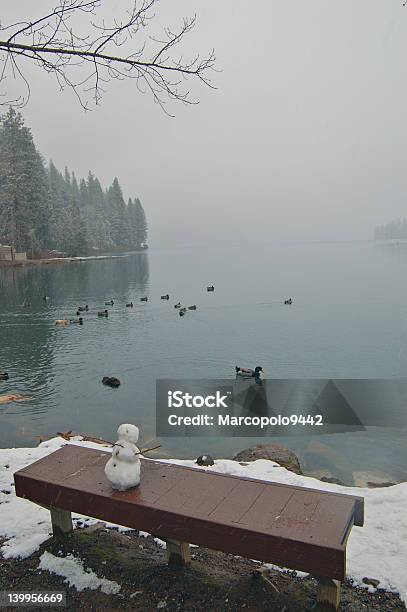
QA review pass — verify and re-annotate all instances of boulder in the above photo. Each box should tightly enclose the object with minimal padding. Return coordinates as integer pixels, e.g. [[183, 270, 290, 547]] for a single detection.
[[196, 454, 215, 466], [363, 577, 380, 589], [233, 443, 302, 475]]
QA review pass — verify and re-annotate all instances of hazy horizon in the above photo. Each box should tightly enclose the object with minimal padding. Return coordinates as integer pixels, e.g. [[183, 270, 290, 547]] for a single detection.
[[1, 1, 406, 247]]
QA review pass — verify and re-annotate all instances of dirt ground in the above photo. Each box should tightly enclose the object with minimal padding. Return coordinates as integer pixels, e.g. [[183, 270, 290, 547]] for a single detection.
[[0, 526, 405, 612]]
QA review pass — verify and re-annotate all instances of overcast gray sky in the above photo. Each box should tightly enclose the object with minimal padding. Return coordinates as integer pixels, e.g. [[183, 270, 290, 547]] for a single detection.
[[1, 1, 406, 246]]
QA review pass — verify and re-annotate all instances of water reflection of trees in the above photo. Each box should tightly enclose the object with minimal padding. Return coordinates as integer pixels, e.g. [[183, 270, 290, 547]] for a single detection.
[[0, 254, 149, 434], [0, 253, 149, 304], [76, 253, 150, 298]]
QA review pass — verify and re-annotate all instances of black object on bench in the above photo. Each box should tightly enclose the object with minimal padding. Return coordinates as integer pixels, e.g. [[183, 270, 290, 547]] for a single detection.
[[14, 445, 364, 609]]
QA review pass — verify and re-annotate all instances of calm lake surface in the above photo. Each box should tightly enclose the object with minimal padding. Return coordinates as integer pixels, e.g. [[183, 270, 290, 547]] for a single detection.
[[1, 241, 407, 485]]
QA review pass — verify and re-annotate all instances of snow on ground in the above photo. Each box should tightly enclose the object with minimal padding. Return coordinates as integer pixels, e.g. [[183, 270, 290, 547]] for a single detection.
[[1, 437, 406, 604], [0, 437, 107, 560], [38, 551, 121, 594]]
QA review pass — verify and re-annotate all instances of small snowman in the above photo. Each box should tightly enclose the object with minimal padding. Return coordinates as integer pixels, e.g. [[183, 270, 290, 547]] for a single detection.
[[104, 424, 141, 491]]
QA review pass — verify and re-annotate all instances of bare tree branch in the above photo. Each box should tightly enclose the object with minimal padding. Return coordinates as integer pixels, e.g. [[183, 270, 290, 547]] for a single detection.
[[0, 0, 216, 113]]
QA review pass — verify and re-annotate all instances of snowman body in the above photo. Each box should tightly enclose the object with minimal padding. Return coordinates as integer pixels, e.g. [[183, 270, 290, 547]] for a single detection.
[[104, 424, 141, 491]]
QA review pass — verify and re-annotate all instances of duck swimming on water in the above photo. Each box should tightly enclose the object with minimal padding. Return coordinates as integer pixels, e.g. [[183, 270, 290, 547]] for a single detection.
[[105, 300, 114, 306], [140, 297, 148, 302], [126, 302, 134, 308], [77, 305, 89, 312], [0, 372, 9, 381], [98, 310, 109, 317], [284, 298, 293, 305], [102, 376, 120, 388], [55, 319, 70, 326], [188, 305, 197, 310], [70, 318, 83, 325], [161, 294, 170, 300], [174, 302, 182, 309], [207, 285, 214, 292], [235, 366, 263, 379]]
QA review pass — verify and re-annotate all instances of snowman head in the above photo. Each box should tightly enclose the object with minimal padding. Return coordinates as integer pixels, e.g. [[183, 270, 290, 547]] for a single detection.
[[117, 423, 139, 444]]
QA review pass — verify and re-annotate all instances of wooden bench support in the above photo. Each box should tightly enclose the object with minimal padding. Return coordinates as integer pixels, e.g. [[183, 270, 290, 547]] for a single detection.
[[36, 502, 73, 536], [49, 506, 73, 536], [165, 539, 191, 567], [315, 577, 341, 610]]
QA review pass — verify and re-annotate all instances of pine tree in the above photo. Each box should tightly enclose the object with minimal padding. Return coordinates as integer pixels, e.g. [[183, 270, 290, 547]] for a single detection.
[[127, 197, 136, 248], [0, 108, 50, 252], [134, 197, 148, 247], [68, 171, 88, 255], [106, 177, 130, 250], [61, 167, 88, 255], [81, 171, 111, 250], [47, 161, 66, 250], [126, 197, 148, 249]]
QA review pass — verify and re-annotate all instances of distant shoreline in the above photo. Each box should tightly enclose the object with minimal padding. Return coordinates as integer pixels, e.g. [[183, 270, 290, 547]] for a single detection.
[[0, 254, 130, 268]]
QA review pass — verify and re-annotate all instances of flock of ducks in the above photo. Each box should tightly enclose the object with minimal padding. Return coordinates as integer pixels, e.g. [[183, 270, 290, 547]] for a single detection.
[[53, 285, 216, 325], [166, 285, 215, 317], [174, 302, 197, 317], [55, 301, 115, 325], [22, 290, 293, 321], [1, 289, 295, 383]]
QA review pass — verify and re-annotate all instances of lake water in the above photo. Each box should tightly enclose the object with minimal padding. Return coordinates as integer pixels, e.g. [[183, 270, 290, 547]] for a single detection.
[[1, 241, 407, 486]]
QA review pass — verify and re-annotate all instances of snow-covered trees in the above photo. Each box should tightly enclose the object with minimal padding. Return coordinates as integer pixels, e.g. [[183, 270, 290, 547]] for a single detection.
[[0, 109, 148, 255], [107, 178, 130, 250], [47, 163, 88, 254], [129, 198, 148, 247], [374, 219, 407, 240], [0, 108, 50, 253]]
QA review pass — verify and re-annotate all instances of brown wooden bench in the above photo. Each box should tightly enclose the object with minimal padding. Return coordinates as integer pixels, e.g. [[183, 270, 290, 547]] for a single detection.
[[14, 445, 364, 610]]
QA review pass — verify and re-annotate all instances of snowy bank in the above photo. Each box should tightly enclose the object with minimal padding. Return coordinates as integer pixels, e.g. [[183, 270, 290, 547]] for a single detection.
[[38, 551, 121, 594], [1, 437, 406, 604]]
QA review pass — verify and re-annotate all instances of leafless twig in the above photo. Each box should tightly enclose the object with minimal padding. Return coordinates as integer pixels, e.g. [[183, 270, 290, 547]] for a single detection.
[[255, 567, 281, 594], [0, 0, 216, 114]]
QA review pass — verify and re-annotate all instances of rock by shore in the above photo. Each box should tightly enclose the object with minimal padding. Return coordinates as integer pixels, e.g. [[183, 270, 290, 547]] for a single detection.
[[233, 443, 303, 475]]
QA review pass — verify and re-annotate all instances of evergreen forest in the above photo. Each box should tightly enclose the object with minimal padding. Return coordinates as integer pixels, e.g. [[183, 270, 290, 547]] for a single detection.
[[0, 108, 147, 256]]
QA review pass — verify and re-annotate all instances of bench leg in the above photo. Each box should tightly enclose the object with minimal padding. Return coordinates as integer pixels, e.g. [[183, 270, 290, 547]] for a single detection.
[[315, 577, 341, 610], [49, 507, 73, 536], [166, 539, 191, 567]]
